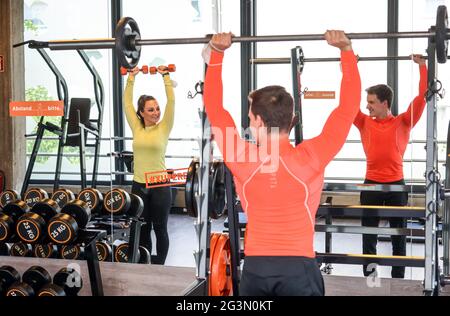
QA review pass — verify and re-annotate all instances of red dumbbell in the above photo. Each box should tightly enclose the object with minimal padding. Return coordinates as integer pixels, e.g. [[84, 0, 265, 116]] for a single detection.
[[120, 65, 149, 76], [149, 64, 176, 75]]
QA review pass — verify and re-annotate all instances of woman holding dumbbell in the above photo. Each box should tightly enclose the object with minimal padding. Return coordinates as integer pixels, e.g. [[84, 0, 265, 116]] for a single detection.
[[123, 65, 175, 265]]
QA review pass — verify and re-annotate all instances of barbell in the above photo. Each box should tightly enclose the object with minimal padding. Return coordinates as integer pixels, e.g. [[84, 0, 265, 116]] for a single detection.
[[14, 6, 450, 68]]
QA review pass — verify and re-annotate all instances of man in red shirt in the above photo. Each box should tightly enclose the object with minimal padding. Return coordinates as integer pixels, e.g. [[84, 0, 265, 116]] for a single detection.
[[354, 55, 427, 278], [203, 31, 361, 295]]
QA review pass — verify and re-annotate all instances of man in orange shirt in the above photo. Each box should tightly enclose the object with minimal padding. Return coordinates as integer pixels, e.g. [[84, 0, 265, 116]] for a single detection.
[[203, 31, 361, 295], [354, 55, 427, 278]]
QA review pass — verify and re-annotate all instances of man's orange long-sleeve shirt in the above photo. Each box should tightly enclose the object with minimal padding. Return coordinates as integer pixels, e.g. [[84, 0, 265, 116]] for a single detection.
[[354, 65, 428, 183], [204, 50, 361, 257]]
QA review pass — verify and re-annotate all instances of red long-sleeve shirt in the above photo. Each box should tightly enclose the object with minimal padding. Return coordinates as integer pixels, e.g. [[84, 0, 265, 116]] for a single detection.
[[204, 50, 361, 257], [354, 65, 428, 183]]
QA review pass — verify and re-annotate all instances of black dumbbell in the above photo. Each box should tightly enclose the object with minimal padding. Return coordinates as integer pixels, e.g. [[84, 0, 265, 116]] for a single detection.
[[33, 243, 59, 259], [59, 244, 85, 260], [0, 190, 21, 208], [16, 199, 60, 244], [77, 188, 104, 216], [113, 241, 150, 264], [138, 246, 151, 264], [104, 189, 143, 217], [0, 201, 30, 242], [0, 266, 20, 296], [24, 188, 49, 208], [0, 243, 11, 256], [51, 188, 76, 209], [10, 241, 32, 257], [96, 240, 112, 262], [38, 268, 83, 296], [6, 266, 52, 296], [47, 199, 91, 245]]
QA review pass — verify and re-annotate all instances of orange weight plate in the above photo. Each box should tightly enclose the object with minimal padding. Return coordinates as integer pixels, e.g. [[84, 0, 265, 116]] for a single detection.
[[209, 233, 232, 296]]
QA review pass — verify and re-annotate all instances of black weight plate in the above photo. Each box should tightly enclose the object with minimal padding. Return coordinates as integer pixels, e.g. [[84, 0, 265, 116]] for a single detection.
[[31, 198, 61, 222], [78, 188, 104, 215], [115, 17, 141, 69], [185, 159, 198, 218], [129, 194, 144, 218], [96, 241, 112, 261], [53, 268, 83, 296], [436, 5, 449, 64], [51, 189, 76, 209], [33, 244, 57, 258], [2, 200, 30, 219], [0, 243, 11, 256], [24, 188, 49, 208], [114, 242, 140, 263], [22, 266, 51, 292], [61, 199, 91, 228], [209, 161, 226, 219], [6, 282, 34, 296], [0, 266, 21, 294], [0, 190, 20, 208], [103, 189, 131, 216], [10, 241, 32, 257], [16, 212, 46, 243], [47, 213, 78, 245], [38, 283, 66, 296], [60, 244, 84, 260], [0, 213, 14, 242], [138, 245, 151, 264]]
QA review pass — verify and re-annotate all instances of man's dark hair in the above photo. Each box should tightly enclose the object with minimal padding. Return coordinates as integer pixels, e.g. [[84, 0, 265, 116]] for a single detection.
[[365, 84, 394, 109], [249, 85, 294, 133]]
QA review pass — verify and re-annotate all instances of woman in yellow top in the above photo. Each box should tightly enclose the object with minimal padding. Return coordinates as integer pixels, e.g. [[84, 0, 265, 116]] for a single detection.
[[124, 65, 175, 264]]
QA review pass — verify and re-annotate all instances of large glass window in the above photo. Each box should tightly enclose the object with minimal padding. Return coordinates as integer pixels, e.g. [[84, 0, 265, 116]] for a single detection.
[[24, 0, 113, 183], [256, 0, 388, 182], [122, 0, 241, 182]]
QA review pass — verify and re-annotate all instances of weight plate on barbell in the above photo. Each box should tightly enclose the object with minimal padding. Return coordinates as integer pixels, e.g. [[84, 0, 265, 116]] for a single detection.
[[436, 5, 449, 64], [115, 17, 141, 69]]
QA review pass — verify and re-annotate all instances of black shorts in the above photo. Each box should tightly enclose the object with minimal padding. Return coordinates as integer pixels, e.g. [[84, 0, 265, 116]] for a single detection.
[[239, 256, 324, 296]]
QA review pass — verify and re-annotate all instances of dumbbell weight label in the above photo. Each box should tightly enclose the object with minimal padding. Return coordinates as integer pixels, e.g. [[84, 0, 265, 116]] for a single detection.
[[80, 191, 95, 209], [115, 244, 129, 262], [96, 242, 110, 261], [51, 190, 72, 208], [0, 191, 18, 208], [48, 221, 71, 244], [61, 245, 80, 260], [34, 244, 53, 258], [6, 289, 27, 296], [105, 191, 126, 213], [16, 220, 39, 243], [10, 243, 29, 256]]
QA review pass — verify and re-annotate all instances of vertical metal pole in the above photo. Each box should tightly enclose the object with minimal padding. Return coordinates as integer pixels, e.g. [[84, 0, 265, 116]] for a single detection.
[[443, 121, 450, 276], [290, 46, 304, 145], [79, 123, 87, 189], [21, 119, 45, 196], [387, 0, 399, 115], [112, 0, 125, 186], [240, 0, 256, 133], [193, 65, 211, 295], [424, 33, 439, 295]]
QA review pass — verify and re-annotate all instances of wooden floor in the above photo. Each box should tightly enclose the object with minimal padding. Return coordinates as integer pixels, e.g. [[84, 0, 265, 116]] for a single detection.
[[324, 274, 450, 296]]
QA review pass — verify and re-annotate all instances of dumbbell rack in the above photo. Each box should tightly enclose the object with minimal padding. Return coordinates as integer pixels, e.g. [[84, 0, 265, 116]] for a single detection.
[[0, 229, 106, 296], [89, 216, 144, 263]]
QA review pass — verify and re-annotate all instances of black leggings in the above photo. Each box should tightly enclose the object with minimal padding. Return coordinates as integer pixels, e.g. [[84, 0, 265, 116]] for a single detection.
[[360, 179, 408, 278], [240, 256, 324, 296], [131, 182, 172, 265]]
